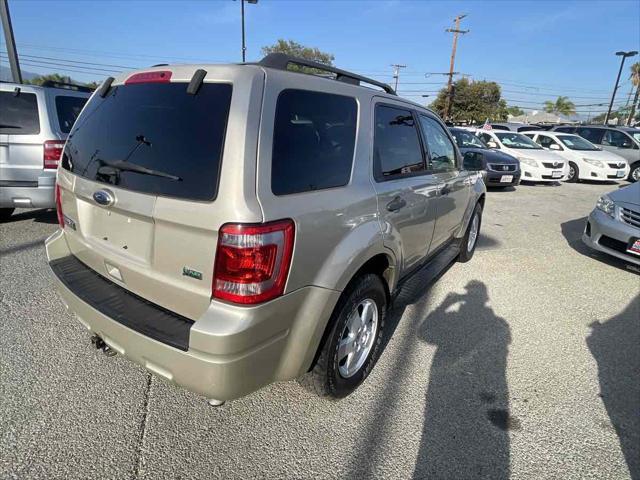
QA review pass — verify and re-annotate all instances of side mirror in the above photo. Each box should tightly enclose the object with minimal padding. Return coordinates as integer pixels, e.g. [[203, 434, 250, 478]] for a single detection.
[[486, 141, 498, 149], [463, 151, 484, 171], [549, 143, 561, 151]]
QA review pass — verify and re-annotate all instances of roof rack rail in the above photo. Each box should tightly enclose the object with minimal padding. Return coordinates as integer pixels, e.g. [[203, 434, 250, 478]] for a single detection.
[[257, 53, 396, 95], [41, 80, 95, 93]]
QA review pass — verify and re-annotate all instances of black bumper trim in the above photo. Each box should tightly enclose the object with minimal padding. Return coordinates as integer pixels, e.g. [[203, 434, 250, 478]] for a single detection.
[[50, 255, 194, 351]]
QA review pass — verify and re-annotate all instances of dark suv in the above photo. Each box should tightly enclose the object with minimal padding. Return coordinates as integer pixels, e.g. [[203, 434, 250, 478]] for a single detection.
[[449, 128, 521, 188], [551, 125, 640, 182]]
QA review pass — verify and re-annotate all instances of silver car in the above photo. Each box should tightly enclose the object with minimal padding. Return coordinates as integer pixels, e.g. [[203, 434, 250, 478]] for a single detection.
[[0, 81, 91, 221], [583, 182, 640, 266], [45, 54, 486, 403]]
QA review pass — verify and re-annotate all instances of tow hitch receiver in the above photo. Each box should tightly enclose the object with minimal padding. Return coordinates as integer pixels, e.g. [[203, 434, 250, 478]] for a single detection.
[[91, 334, 117, 357]]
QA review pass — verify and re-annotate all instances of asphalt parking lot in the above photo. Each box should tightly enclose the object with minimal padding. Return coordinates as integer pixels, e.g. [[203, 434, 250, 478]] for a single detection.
[[1, 181, 638, 480]]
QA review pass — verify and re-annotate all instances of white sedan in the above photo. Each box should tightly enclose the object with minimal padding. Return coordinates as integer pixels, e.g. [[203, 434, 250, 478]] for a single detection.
[[474, 129, 568, 182], [522, 131, 629, 183]]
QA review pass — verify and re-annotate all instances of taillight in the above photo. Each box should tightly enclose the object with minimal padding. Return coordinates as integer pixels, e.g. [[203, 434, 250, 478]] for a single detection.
[[125, 71, 172, 85], [212, 219, 295, 305], [44, 140, 65, 169], [55, 183, 64, 229]]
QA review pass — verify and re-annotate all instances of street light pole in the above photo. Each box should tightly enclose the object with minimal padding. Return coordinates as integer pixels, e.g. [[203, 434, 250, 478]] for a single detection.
[[604, 50, 638, 124], [0, 0, 22, 84], [239, 0, 258, 63]]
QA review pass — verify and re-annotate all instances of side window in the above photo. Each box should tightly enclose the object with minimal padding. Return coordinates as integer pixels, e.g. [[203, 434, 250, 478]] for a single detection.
[[602, 130, 633, 149], [0, 91, 40, 135], [555, 127, 574, 133], [55, 96, 88, 134], [373, 105, 425, 180], [478, 132, 495, 145], [418, 115, 457, 171], [577, 128, 604, 144], [536, 135, 560, 149], [271, 89, 357, 195]]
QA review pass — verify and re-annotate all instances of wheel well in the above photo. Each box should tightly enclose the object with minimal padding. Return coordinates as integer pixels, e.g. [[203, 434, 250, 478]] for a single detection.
[[306, 253, 392, 372]]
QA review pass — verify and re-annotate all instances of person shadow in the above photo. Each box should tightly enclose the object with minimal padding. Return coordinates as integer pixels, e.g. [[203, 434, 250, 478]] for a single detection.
[[413, 280, 514, 479], [587, 295, 639, 479]]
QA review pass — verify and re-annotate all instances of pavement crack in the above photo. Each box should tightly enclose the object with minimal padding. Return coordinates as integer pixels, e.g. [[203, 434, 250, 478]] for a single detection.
[[133, 372, 153, 480]]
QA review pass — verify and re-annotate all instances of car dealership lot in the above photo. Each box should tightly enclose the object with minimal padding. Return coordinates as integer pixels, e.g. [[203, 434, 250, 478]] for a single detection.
[[1, 182, 638, 480]]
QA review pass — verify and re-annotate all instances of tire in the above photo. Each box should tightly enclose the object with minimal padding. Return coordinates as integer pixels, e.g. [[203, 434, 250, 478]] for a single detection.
[[566, 162, 579, 183], [301, 274, 387, 398], [0, 208, 15, 222], [629, 162, 640, 183], [458, 202, 483, 263]]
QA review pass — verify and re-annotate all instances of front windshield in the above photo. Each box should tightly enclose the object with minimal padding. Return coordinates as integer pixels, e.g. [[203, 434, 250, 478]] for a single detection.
[[494, 132, 542, 149], [557, 135, 599, 151], [629, 131, 640, 143], [451, 130, 487, 149]]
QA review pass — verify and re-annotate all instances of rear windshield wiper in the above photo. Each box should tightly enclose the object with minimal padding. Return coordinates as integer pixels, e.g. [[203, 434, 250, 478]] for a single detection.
[[99, 159, 182, 181]]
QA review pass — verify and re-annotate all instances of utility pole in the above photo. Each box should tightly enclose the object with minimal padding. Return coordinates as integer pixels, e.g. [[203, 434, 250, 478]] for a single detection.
[[1, 0, 22, 84], [391, 64, 406, 92], [604, 50, 637, 124], [238, 0, 258, 62], [444, 14, 469, 121]]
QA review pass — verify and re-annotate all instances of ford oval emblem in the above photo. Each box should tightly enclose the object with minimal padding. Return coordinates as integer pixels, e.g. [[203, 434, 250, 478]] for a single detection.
[[93, 189, 115, 207]]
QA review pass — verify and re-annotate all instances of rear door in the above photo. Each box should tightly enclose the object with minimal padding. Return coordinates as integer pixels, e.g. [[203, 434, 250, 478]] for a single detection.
[[0, 88, 43, 188], [418, 114, 470, 252], [371, 101, 438, 275], [57, 70, 262, 320]]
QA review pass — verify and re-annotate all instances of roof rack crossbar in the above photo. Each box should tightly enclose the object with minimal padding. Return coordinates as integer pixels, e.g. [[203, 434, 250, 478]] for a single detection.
[[41, 80, 95, 93], [257, 53, 396, 95]]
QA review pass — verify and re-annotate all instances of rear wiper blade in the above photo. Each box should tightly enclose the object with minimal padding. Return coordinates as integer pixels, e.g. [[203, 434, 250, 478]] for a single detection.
[[100, 159, 182, 181]]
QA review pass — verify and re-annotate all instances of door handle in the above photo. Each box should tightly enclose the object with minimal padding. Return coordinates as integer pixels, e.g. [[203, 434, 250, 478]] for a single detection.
[[440, 184, 451, 196], [386, 196, 407, 212]]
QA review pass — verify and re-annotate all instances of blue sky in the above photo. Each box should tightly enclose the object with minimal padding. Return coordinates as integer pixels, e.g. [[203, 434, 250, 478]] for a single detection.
[[2, 0, 639, 116]]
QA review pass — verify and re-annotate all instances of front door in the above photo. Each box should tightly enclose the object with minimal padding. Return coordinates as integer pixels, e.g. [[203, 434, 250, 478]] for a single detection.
[[417, 114, 470, 252]]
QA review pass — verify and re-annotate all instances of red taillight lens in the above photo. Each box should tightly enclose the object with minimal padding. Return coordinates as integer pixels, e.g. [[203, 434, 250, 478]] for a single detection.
[[55, 183, 64, 229], [125, 71, 172, 85], [212, 219, 295, 305], [44, 140, 65, 169]]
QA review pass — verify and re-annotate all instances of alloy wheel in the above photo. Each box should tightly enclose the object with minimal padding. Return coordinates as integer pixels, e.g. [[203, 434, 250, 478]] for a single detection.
[[337, 299, 379, 378]]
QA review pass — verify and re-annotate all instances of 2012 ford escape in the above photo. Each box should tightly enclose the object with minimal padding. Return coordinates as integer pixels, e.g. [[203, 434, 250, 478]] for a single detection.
[[46, 54, 486, 403]]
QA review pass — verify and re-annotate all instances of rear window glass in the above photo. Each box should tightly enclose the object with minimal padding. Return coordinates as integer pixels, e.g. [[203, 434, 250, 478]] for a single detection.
[[55, 95, 88, 134], [62, 83, 232, 201], [271, 89, 357, 195], [0, 91, 40, 135]]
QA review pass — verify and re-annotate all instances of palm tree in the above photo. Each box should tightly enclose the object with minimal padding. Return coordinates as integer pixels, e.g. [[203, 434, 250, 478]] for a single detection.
[[627, 62, 640, 125], [543, 96, 576, 116]]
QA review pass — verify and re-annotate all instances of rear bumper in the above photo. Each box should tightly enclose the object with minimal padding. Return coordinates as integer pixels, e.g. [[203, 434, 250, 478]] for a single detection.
[[0, 175, 55, 208], [45, 229, 341, 401], [582, 208, 640, 266]]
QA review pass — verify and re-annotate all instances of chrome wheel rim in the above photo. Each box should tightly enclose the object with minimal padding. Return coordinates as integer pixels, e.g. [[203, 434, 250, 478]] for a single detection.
[[338, 299, 379, 378], [633, 167, 640, 182], [568, 165, 576, 180], [467, 213, 479, 252]]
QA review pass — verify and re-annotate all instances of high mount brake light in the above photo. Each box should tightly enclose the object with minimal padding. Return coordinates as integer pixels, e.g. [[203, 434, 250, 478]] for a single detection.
[[44, 140, 65, 169], [125, 71, 172, 85], [212, 220, 295, 305]]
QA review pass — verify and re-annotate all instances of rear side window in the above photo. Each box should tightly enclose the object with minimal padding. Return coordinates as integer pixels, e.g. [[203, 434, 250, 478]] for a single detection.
[[55, 95, 88, 133], [62, 83, 232, 201], [0, 91, 40, 135], [577, 128, 604, 144], [374, 105, 425, 180], [271, 89, 357, 195]]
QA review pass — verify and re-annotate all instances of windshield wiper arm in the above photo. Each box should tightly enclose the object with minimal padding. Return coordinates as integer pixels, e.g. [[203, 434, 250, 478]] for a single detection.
[[99, 159, 182, 181]]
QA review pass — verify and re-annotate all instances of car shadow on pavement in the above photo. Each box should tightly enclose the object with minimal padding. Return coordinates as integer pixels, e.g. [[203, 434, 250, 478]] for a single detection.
[[587, 295, 640, 479], [412, 280, 513, 479], [4, 208, 58, 225], [560, 217, 639, 274]]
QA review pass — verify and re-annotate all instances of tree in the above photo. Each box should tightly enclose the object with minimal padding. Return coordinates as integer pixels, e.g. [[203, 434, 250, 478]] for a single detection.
[[626, 62, 640, 125], [543, 96, 576, 116], [261, 39, 334, 65], [25, 73, 73, 86], [507, 106, 524, 117], [429, 78, 508, 123]]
